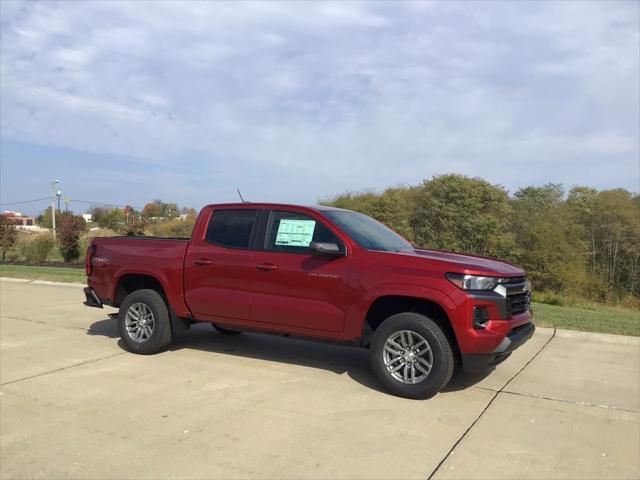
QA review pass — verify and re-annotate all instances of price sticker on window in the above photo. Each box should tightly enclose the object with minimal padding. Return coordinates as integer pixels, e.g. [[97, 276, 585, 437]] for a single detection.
[[275, 219, 316, 247]]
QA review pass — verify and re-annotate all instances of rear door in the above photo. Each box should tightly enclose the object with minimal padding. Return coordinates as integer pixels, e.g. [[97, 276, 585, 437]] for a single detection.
[[250, 209, 350, 333], [184, 208, 259, 322]]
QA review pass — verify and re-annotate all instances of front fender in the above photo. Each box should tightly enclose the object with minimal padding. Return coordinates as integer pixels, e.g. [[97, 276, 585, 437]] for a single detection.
[[344, 282, 461, 342]]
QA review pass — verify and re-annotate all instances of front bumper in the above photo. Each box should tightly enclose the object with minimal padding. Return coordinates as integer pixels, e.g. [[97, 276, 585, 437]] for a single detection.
[[450, 275, 533, 356], [461, 322, 535, 372]]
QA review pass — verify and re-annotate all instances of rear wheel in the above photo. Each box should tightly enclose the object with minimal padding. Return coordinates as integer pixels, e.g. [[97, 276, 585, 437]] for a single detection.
[[211, 324, 243, 335], [118, 289, 172, 354], [370, 312, 454, 399]]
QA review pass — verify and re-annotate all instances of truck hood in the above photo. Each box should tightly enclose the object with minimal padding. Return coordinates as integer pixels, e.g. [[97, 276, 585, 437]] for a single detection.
[[398, 248, 525, 277]]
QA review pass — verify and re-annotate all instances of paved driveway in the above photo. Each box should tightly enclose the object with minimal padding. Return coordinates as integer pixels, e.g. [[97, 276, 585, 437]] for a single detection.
[[1, 280, 638, 479]]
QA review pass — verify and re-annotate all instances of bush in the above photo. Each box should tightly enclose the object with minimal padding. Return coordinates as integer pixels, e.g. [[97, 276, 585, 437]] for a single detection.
[[58, 213, 86, 262], [532, 291, 566, 307], [98, 209, 125, 230], [148, 218, 195, 238], [20, 233, 55, 262], [0, 215, 18, 261], [79, 229, 117, 253]]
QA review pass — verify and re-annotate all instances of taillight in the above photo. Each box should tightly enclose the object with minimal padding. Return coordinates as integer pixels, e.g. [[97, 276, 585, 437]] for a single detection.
[[85, 244, 96, 276]]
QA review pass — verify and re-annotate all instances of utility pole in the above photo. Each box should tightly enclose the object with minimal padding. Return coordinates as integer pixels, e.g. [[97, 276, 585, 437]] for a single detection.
[[50, 180, 59, 241], [57, 189, 62, 212], [63, 197, 70, 212]]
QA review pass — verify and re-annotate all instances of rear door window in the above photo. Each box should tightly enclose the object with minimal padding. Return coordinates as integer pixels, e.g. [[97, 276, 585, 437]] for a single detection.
[[205, 209, 258, 249]]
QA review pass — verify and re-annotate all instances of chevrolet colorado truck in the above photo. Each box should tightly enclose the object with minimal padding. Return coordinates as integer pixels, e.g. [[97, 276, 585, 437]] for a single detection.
[[84, 203, 534, 399]]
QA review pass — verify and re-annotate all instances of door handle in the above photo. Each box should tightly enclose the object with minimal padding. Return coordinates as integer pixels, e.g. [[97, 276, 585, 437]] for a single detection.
[[192, 258, 213, 266], [256, 263, 278, 271]]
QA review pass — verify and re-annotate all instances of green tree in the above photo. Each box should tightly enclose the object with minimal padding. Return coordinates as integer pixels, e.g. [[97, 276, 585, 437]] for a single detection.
[[0, 215, 18, 261], [589, 190, 638, 298], [162, 202, 180, 219], [567, 187, 640, 299], [36, 207, 61, 229], [142, 201, 162, 220], [98, 209, 125, 231], [58, 212, 87, 262], [88, 206, 106, 224], [142, 200, 183, 221], [511, 184, 588, 294], [322, 187, 415, 240], [322, 176, 639, 303], [410, 174, 516, 256]]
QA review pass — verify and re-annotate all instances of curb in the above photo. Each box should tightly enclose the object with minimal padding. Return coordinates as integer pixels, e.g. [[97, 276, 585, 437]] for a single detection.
[[555, 328, 640, 345], [0, 277, 85, 288]]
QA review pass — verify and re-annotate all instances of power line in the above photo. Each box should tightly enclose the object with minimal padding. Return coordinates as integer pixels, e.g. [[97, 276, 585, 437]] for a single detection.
[[0, 197, 51, 207], [1, 197, 144, 211], [70, 199, 145, 210]]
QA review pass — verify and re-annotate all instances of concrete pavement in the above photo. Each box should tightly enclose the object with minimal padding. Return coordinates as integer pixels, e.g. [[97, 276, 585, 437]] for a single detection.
[[1, 280, 638, 479]]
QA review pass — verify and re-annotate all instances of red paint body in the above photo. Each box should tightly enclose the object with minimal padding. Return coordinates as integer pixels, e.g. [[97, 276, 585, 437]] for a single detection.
[[86, 203, 533, 357]]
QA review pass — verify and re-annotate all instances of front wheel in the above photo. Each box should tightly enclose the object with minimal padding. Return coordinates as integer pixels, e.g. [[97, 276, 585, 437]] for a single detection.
[[370, 312, 454, 399], [118, 289, 172, 354]]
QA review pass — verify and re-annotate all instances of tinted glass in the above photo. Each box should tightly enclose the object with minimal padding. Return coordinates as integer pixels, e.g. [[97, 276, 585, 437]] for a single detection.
[[265, 211, 343, 253], [324, 210, 413, 252], [206, 209, 257, 248]]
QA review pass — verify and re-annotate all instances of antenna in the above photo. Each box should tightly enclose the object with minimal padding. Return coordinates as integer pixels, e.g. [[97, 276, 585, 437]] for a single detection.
[[236, 187, 246, 203]]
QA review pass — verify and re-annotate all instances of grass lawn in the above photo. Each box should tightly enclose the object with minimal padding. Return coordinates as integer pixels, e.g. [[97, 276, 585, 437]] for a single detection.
[[532, 301, 639, 337], [0, 264, 86, 284]]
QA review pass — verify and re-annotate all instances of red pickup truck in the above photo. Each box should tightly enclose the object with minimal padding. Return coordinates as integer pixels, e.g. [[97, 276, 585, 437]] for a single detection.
[[84, 203, 534, 399]]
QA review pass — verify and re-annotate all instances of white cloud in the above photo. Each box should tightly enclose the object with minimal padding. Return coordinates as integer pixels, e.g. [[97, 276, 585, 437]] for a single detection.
[[0, 0, 638, 205]]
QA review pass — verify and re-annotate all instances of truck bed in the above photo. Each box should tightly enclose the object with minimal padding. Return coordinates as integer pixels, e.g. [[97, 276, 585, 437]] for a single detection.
[[87, 236, 190, 315]]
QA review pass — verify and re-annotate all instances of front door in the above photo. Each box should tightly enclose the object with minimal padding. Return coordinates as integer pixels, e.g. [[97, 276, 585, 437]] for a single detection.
[[251, 209, 349, 333]]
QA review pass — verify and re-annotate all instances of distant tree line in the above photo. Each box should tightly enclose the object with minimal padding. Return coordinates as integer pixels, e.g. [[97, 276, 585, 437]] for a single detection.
[[5, 177, 638, 305], [0, 199, 198, 263], [85, 199, 196, 236], [322, 174, 640, 303]]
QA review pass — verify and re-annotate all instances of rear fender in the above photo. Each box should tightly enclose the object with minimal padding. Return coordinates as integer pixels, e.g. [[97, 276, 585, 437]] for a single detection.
[[111, 265, 190, 318]]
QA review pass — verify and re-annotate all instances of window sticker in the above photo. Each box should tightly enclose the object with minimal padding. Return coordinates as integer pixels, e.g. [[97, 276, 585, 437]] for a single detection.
[[275, 219, 316, 247]]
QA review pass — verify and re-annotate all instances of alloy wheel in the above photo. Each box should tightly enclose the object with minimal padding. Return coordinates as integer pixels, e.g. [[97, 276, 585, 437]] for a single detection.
[[125, 302, 155, 343], [382, 330, 433, 384]]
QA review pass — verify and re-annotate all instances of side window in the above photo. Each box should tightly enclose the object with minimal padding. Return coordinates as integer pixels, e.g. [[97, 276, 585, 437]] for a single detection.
[[205, 209, 258, 249], [265, 211, 343, 253]]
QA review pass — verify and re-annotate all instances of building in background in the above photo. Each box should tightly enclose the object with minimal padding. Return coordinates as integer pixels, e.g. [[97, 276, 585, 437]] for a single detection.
[[1, 211, 41, 231]]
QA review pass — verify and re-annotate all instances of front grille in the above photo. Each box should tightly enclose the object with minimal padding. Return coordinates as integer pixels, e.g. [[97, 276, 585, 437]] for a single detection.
[[501, 277, 531, 316], [506, 291, 530, 315]]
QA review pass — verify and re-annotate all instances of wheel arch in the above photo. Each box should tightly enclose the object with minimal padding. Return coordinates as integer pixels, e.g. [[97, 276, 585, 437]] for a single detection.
[[113, 273, 168, 308], [361, 294, 461, 362], [113, 272, 191, 334]]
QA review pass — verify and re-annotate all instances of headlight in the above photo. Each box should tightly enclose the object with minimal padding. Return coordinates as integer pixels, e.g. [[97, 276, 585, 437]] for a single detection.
[[445, 273, 500, 291]]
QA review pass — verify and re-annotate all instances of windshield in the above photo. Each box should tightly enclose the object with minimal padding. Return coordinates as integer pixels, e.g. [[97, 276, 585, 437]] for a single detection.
[[324, 210, 413, 252]]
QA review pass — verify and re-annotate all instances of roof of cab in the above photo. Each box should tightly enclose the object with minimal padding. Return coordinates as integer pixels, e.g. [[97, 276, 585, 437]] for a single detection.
[[202, 202, 350, 212]]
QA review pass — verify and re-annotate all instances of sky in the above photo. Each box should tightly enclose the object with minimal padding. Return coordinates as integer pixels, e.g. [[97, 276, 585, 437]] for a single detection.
[[1, 0, 639, 215]]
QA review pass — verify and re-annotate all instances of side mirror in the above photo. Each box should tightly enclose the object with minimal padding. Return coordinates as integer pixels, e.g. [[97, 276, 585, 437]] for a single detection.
[[309, 241, 343, 256]]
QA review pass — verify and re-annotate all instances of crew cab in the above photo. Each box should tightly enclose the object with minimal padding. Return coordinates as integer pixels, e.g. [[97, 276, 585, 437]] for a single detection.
[[84, 203, 534, 399]]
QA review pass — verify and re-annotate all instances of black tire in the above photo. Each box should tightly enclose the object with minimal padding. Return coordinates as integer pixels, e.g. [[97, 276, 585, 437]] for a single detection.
[[211, 324, 243, 335], [370, 312, 454, 400], [118, 289, 172, 354]]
